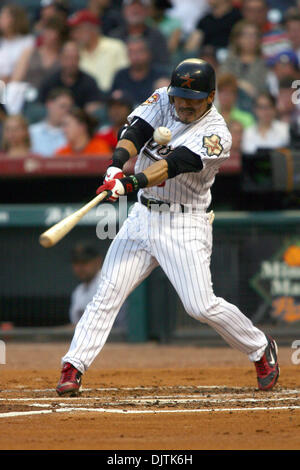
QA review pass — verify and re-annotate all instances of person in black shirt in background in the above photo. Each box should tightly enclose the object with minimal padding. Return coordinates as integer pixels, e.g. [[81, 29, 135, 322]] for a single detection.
[[111, 36, 166, 106], [110, 0, 170, 69], [184, 0, 242, 57], [38, 40, 104, 113]]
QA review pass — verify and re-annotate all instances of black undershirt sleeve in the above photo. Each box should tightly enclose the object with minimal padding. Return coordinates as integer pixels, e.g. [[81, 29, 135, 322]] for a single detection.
[[121, 117, 154, 152], [165, 146, 203, 178], [111, 118, 154, 169]]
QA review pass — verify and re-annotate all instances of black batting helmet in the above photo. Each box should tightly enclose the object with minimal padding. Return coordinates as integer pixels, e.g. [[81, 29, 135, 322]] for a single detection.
[[167, 58, 216, 100]]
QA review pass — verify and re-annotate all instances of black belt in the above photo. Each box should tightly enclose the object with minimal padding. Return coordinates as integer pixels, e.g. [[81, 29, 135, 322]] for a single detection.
[[140, 194, 186, 212]]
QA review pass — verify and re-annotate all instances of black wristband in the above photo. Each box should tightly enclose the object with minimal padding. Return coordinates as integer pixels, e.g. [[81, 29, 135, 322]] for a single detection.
[[131, 173, 149, 190], [112, 147, 130, 169], [120, 173, 149, 194]]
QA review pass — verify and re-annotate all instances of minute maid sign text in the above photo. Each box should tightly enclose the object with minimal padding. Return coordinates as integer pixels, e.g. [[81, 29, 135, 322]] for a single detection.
[[251, 239, 300, 323]]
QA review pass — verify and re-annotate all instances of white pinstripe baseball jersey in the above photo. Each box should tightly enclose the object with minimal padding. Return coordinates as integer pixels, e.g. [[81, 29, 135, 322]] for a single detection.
[[127, 87, 232, 210], [61, 85, 269, 376]]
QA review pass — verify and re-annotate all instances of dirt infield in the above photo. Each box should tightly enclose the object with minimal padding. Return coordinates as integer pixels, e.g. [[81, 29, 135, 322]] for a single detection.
[[0, 342, 300, 450]]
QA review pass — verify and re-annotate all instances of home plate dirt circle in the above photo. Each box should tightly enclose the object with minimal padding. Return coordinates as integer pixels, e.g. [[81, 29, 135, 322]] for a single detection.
[[1, 385, 300, 418]]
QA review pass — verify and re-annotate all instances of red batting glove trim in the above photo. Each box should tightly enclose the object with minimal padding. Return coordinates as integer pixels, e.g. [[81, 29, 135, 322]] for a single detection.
[[96, 179, 124, 202], [96, 179, 115, 195], [113, 171, 124, 179]]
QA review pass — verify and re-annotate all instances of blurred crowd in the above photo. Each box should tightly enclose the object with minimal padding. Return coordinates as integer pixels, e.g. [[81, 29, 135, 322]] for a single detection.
[[0, 0, 299, 161]]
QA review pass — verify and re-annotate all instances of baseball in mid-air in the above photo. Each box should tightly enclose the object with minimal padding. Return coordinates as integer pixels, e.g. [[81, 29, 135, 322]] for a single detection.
[[153, 126, 172, 145]]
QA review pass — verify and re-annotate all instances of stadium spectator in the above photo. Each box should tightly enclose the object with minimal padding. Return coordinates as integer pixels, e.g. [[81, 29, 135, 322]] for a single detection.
[[242, 0, 291, 61], [69, 241, 103, 325], [1, 115, 34, 158], [68, 9, 129, 93], [153, 76, 170, 89], [219, 20, 268, 97], [111, 36, 167, 106], [241, 0, 272, 34], [276, 76, 299, 123], [110, 0, 170, 69], [266, 50, 300, 97], [228, 119, 244, 155], [29, 88, 73, 158], [147, 0, 182, 56], [69, 241, 127, 328], [216, 73, 255, 128], [87, 0, 123, 36], [38, 41, 104, 113], [166, 0, 209, 37], [242, 92, 290, 154], [0, 4, 35, 83], [0, 103, 7, 145], [56, 107, 111, 156], [283, 9, 300, 64], [34, 0, 69, 35], [98, 89, 133, 151], [267, 1, 296, 15], [199, 45, 220, 74], [222, 119, 243, 173], [275, 76, 300, 147], [184, 0, 242, 56], [12, 16, 69, 90]]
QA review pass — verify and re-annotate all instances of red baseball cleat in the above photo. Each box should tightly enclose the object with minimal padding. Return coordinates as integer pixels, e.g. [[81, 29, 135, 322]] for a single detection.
[[56, 362, 82, 396], [254, 336, 279, 391]]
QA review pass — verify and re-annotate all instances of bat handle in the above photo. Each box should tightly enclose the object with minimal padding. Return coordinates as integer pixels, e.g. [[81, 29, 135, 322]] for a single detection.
[[80, 190, 110, 214]]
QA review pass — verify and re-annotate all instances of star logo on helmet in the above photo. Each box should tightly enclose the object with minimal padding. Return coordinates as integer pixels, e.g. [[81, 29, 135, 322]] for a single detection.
[[179, 73, 195, 88]]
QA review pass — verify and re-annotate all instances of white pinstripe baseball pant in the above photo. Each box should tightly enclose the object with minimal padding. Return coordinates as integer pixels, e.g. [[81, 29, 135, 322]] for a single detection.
[[62, 203, 267, 373]]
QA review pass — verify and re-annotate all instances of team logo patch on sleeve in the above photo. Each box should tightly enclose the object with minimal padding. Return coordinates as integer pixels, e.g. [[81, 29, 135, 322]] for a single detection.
[[203, 134, 223, 157], [142, 92, 160, 105]]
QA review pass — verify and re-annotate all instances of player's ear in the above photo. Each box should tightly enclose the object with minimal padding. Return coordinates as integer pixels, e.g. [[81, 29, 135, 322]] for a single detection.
[[207, 91, 215, 106]]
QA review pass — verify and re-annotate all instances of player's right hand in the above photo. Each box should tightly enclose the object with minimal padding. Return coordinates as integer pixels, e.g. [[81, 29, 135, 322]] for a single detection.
[[104, 166, 124, 184], [96, 178, 125, 202]]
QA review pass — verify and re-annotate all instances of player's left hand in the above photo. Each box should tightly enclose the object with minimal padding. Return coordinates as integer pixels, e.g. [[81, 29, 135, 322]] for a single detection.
[[96, 179, 126, 202], [104, 166, 124, 183]]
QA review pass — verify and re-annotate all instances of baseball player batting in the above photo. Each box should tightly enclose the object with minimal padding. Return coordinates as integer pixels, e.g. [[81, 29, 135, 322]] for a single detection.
[[56, 59, 279, 395]]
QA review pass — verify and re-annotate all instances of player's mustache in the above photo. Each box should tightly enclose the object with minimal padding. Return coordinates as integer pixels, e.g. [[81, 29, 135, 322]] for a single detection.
[[179, 107, 194, 113]]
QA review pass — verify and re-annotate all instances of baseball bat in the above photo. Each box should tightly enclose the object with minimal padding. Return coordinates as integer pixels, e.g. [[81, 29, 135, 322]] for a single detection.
[[39, 190, 109, 248]]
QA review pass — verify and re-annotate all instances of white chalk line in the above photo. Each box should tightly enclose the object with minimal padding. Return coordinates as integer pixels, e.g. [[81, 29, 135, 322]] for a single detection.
[[1, 405, 300, 419], [1, 393, 300, 418], [1, 396, 299, 405], [1, 385, 300, 419], [116, 396, 300, 405], [0, 410, 55, 418]]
